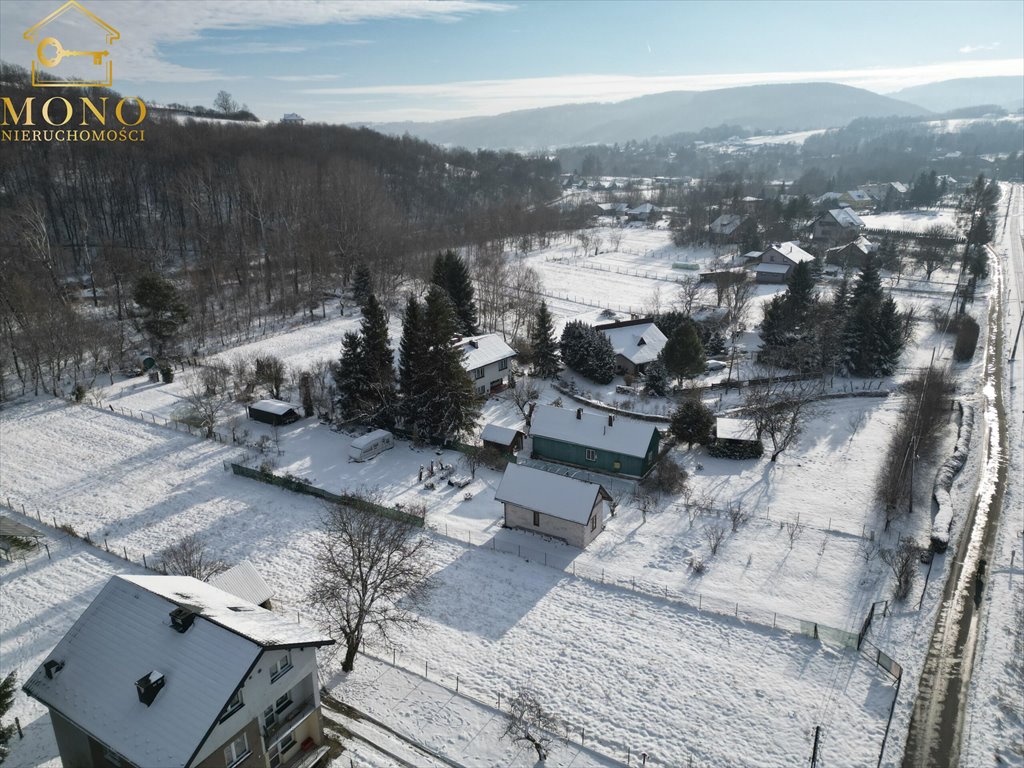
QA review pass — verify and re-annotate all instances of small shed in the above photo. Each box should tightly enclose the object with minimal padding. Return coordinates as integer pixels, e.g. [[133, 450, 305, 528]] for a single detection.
[[716, 417, 757, 445], [247, 399, 301, 426], [209, 560, 274, 609], [481, 423, 525, 454], [495, 464, 611, 548], [349, 429, 394, 462]]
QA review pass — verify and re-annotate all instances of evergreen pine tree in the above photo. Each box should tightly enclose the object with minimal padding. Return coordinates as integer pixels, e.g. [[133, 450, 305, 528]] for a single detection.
[[359, 294, 396, 428], [559, 321, 615, 384], [352, 263, 372, 308], [670, 398, 716, 449], [587, 332, 617, 384], [841, 254, 905, 376], [643, 358, 670, 396], [874, 296, 904, 377], [0, 670, 16, 764], [431, 251, 478, 335], [398, 296, 428, 437], [662, 319, 706, 379], [421, 287, 479, 443], [529, 300, 560, 378], [333, 332, 367, 422]]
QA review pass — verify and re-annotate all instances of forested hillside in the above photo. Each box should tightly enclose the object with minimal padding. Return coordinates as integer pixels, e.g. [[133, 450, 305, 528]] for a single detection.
[[0, 64, 562, 396]]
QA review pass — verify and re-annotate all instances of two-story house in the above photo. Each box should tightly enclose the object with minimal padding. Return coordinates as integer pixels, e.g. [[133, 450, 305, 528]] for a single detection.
[[455, 333, 516, 396], [23, 575, 334, 768], [754, 241, 816, 284], [811, 208, 865, 245], [594, 317, 667, 376]]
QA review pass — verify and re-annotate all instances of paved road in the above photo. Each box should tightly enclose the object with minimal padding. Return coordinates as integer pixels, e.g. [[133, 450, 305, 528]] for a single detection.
[[901, 184, 1021, 767]]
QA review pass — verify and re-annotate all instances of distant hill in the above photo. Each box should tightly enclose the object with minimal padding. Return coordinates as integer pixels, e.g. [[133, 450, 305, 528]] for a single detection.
[[368, 82, 931, 150], [888, 77, 1024, 113]]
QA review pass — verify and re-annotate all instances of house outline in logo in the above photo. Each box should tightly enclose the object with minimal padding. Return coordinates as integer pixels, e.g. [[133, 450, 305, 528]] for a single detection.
[[23, 1, 120, 88]]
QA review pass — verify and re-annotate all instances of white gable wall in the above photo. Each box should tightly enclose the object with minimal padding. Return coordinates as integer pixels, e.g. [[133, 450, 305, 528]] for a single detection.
[[191, 647, 320, 765], [503, 497, 606, 548]]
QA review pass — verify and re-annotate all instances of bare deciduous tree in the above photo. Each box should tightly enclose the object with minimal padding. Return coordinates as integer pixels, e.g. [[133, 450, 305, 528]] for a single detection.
[[675, 276, 708, 316], [784, 520, 804, 547], [308, 498, 433, 672], [500, 687, 564, 763], [745, 379, 822, 462], [859, 539, 880, 564], [510, 377, 540, 419], [881, 540, 920, 600], [704, 524, 727, 555], [181, 371, 231, 437], [727, 503, 750, 532], [158, 533, 228, 581]]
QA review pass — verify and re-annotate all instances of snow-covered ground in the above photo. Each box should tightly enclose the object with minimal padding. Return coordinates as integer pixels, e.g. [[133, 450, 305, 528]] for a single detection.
[[860, 209, 958, 233], [0, 196, 1011, 767]]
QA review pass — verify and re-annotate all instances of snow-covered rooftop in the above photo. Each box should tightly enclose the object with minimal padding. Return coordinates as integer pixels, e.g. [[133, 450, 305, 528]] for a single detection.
[[762, 241, 814, 265], [481, 423, 522, 446], [710, 213, 744, 235], [717, 417, 757, 441], [826, 208, 865, 229], [351, 429, 393, 450], [456, 334, 516, 372], [599, 321, 667, 366], [529, 405, 658, 459], [248, 399, 299, 416], [755, 263, 791, 274], [209, 560, 274, 607], [23, 576, 330, 768], [495, 464, 608, 525]]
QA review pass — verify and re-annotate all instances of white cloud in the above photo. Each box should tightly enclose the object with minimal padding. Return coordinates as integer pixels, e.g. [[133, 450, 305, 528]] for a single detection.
[[297, 58, 1024, 122], [959, 42, 1000, 54], [0, 0, 510, 83], [270, 73, 345, 82]]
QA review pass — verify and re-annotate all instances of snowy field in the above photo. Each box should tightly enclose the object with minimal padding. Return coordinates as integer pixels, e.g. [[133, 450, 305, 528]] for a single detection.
[[0, 399, 899, 767], [859, 209, 957, 233]]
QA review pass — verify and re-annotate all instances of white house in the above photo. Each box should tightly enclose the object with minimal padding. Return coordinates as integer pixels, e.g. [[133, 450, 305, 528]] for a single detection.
[[495, 463, 611, 548], [755, 241, 816, 284], [594, 318, 668, 375], [23, 575, 334, 768], [281, 113, 305, 124], [455, 333, 516, 396], [626, 202, 660, 222]]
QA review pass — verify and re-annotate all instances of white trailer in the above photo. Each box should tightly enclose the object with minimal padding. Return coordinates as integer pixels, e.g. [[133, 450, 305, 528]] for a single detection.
[[348, 429, 395, 462]]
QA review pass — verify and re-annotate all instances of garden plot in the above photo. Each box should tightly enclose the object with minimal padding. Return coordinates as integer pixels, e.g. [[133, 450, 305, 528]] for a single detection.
[[860, 209, 957, 233]]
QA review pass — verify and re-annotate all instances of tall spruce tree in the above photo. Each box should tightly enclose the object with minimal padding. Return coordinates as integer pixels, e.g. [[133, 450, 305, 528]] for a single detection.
[[334, 331, 367, 422], [559, 320, 615, 384], [359, 294, 396, 428], [420, 287, 479, 443], [352, 263, 372, 308], [397, 296, 428, 437], [529, 300, 560, 378], [431, 250, 478, 336], [842, 254, 905, 376], [0, 671, 15, 764]]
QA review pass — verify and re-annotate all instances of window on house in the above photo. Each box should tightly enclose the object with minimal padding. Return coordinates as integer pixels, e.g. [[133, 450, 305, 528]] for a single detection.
[[585, 448, 597, 462], [473, 367, 485, 380], [591, 514, 597, 531], [532, 511, 540, 527], [103, 749, 124, 767], [274, 691, 293, 715], [269, 652, 292, 683], [268, 734, 298, 768], [223, 733, 250, 768], [220, 689, 244, 721], [476, 385, 486, 395], [263, 704, 278, 731], [499, 358, 508, 370]]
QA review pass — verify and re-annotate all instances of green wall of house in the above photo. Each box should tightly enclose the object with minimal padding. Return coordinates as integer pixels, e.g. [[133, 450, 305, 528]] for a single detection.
[[531, 432, 659, 477]]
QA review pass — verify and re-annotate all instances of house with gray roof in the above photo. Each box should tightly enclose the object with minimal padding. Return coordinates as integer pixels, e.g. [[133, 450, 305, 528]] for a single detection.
[[594, 317, 668, 376], [495, 463, 611, 548], [527, 405, 661, 478], [811, 208, 865, 244], [755, 241, 816, 284], [23, 575, 333, 768], [455, 333, 516, 396]]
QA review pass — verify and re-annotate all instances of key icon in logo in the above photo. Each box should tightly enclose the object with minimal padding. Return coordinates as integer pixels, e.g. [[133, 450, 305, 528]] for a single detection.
[[37, 36, 108, 67]]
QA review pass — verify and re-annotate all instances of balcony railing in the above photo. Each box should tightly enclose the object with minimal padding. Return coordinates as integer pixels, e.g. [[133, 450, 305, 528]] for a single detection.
[[282, 744, 329, 768], [263, 696, 316, 746]]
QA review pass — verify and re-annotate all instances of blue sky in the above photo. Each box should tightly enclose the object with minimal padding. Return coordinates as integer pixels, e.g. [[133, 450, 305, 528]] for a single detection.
[[2, 0, 1021, 123]]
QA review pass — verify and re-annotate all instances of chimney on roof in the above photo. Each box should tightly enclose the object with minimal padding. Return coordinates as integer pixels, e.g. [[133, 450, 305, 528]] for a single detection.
[[136, 671, 165, 707], [469, 339, 479, 349], [43, 659, 64, 679], [608, 414, 614, 427], [169, 607, 196, 633], [575, 408, 583, 420]]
